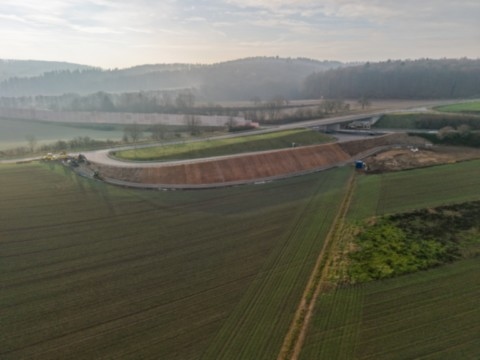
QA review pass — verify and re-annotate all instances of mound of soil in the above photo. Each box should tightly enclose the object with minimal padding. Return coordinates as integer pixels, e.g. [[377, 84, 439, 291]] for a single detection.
[[339, 133, 429, 156], [365, 146, 480, 173]]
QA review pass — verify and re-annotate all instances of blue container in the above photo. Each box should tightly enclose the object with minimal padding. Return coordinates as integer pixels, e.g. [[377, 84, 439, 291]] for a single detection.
[[355, 160, 364, 169]]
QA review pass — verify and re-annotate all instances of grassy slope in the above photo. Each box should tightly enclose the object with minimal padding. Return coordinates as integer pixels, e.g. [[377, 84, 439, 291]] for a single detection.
[[300, 160, 480, 359], [115, 129, 332, 161], [435, 101, 480, 113], [0, 162, 349, 359]]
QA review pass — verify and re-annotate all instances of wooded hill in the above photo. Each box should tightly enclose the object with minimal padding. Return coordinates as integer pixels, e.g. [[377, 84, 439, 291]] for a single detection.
[[303, 58, 480, 99], [0, 59, 94, 82], [0, 57, 341, 100]]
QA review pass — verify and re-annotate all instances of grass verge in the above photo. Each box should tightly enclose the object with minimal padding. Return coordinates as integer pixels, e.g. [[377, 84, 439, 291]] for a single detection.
[[114, 129, 332, 161]]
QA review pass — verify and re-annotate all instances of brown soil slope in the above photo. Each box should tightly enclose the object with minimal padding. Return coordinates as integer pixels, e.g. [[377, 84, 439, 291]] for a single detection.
[[91, 143, 351, 186], [89, 134, 432, 187]]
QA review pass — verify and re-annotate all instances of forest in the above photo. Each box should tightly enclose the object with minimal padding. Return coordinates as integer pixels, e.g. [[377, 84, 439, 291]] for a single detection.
[[303, 58, 480, 99], [0, 57, 340, 100]]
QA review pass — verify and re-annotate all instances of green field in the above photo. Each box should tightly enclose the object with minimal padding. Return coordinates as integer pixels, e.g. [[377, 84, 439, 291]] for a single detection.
[[435, 101, 480, 114], [300, 258, 480, 360], [300, 160, 480, 359], [0, 118, 124, 150], [374, 112, 479, 130], [348, 159, 480, 220], [3, 157, 480, 359], [115, 129, 332, 161], [0, 162, 349, 359]]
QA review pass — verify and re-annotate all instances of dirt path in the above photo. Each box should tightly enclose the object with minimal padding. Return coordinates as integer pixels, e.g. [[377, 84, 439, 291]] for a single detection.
[[277, 171, 356, 360]]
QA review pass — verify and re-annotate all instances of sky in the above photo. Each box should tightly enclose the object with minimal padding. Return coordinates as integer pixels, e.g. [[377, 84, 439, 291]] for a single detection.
[[0, 0, 479, 69]]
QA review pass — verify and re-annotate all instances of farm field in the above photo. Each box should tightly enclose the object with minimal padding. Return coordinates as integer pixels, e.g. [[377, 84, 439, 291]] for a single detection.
[[0, 162, 350, 359], [300, 159, 480, 359], [299, 258, 480, 360], [435, 101, 480, 114], [114, 129, 332, 161], [348, 159, 480, 220], [0, 118, 124, 150]]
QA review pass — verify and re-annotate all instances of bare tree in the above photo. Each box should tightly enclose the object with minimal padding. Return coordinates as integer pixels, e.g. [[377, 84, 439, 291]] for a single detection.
[[25, 134, 37, 153], [358, 96, 371, 110], [184, 115, 201, 135], [151, 123, 167, 141], [124, 123, 143, 143], [175, 91, 195, 110], [266, 95, 287, 121]]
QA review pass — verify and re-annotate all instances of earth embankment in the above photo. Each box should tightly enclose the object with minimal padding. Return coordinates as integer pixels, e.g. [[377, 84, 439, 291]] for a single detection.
[[89, 143, 351, 188], [88, 134, 428, 188]]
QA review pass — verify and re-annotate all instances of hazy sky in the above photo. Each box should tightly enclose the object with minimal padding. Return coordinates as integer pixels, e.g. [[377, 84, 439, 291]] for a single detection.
[[1, 0, 479, 68]]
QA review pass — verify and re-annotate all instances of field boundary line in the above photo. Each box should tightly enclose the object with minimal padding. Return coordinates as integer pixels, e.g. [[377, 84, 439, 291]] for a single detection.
[[277, 170, 356, 360]]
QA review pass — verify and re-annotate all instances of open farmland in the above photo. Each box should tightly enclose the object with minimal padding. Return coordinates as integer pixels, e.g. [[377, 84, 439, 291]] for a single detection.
[[299, 160, 480, 359], [299, 258, 480, 360], [435, 101, 480, 114], [0, 162, 350, 359], [348, 159, 480, 220], [0, 117, 124, 150], [114, 129, 332, 161]]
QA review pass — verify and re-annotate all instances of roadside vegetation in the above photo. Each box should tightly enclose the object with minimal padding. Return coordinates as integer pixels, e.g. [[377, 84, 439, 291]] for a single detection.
[[374, 112, 480, 130], [114, 129, 332, 161]]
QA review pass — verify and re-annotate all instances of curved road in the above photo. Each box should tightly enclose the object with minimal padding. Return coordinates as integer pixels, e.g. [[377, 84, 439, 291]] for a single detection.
[[0, 99, 465, 167]]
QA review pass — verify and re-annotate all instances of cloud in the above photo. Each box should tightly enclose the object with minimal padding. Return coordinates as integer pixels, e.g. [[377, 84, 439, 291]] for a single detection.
[[0, 0, 478, 67]]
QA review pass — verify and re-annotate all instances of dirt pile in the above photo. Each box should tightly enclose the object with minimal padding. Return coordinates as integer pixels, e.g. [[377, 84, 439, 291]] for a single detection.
[[339, 133, 429, 156], [365, 146, 480, 173], [90, 143, 351, 187]]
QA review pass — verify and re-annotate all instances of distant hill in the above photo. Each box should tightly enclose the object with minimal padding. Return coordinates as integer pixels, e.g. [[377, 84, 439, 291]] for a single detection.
[[0, 57, 342, 101], [0, 59, 94, 82], [303, 58, 480, 99]]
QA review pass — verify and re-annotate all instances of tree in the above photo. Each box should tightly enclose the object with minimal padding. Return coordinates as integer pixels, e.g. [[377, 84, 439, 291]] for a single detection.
[[124, 123, 143, 143], [184, 115, 201, 135], [437, 126, 455, 140], [175, 91, 195, 110], [265, 95, 287, 121], [25, 134, 37, 153], [151, 123, 167, 141], [358, 96, 371, 110]]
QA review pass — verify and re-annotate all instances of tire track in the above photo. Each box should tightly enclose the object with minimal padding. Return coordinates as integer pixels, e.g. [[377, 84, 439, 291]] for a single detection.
[[277, 170, 356, 360]]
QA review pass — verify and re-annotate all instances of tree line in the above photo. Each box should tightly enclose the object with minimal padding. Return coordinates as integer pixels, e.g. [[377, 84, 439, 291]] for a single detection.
[[303, 58, 480, 99], [0, 57, 341, 101]]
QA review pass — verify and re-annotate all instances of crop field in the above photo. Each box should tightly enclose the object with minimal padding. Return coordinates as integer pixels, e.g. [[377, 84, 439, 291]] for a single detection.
[[300, 160, 480, 359], [115, 129, 332, 161], [0, 162, 350, 359], [348, 159, 480, 220], [299, 258, 480, 360], [435, 101, 480, 114], [0, 117, 124, 150]]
